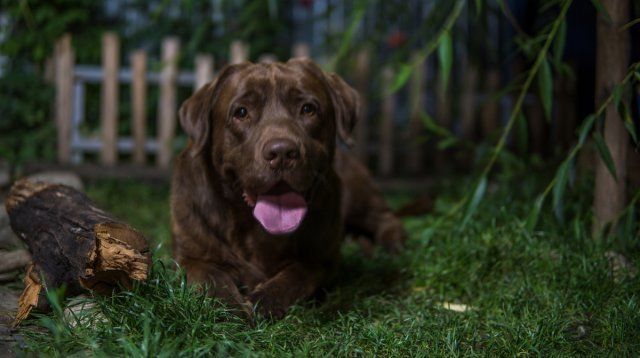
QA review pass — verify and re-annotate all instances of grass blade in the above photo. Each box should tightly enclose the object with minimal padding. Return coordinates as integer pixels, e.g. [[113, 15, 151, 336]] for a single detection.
[[538, 58, 553, 122], [593, 131, 618, 181], [462, 175, 487, 227]]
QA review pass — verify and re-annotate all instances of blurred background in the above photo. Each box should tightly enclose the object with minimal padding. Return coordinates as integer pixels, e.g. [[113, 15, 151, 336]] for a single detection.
[[0, 0, 639, 224]]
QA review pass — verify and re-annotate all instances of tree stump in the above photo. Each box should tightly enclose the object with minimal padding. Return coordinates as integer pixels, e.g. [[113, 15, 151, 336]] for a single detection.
[[5, 179, 150, 325]]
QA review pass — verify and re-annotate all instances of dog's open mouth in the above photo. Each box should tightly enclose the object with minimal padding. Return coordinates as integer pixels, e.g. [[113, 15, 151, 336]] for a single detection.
[[245, 182, 308, 235]]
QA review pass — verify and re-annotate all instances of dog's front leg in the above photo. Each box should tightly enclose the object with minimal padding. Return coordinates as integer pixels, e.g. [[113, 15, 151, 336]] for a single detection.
[[248, 262, 326, 320], [180, 259, 253, 318]]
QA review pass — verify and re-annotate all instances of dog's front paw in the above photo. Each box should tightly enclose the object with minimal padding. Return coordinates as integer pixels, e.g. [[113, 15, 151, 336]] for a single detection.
[[248, 287, 289, 320]]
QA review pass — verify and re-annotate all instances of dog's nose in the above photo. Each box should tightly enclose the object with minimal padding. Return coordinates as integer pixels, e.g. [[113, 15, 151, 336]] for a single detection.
[[262, 138, 300, 169]]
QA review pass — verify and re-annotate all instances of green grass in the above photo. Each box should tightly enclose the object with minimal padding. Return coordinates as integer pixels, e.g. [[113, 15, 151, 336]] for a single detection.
[[19, 174, 640, 356]]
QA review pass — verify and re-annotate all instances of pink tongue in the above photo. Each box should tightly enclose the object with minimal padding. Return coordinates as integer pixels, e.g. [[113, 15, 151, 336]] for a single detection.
[[253, 191, 308, 235]]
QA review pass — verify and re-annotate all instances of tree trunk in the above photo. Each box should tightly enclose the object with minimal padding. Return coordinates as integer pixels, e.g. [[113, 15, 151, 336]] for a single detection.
[[593, 0, 630, 234], [5, 179, 150, 325]]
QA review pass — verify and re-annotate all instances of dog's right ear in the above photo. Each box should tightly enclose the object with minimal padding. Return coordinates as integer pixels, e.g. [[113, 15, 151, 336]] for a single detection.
[[179, 63, 249, 157]]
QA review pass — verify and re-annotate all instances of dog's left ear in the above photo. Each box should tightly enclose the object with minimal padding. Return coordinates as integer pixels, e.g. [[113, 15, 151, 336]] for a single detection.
[[325, 72, 361, 146]]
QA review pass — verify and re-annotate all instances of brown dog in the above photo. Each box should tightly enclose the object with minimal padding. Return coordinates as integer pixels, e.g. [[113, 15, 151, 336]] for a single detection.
[[171, 58, 406, 320]]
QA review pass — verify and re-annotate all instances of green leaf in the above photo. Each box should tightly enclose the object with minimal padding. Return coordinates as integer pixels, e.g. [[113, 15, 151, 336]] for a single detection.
[[621, 17, 640, 31], [475, 0, 483, 18], [327, 3, 366, 72], [612, 84, 623, 109], [552, 160, 571, 222], [419, 112, 449, 137], [623, 120, 638, 145], [525, 194, 546, 231], [438, 31, 453, 93], [462, 175, 487, 227], [623, 204, 637, 240], [437, 137, 458, 150], [553, 20, 567, 65], [577, 114, 597, 146], [538, 58, 553, 122], [616, 101, 637, 145], [591, 0, 612, 24], [389, 64, 413, 94], [593, 131, 618, 180]]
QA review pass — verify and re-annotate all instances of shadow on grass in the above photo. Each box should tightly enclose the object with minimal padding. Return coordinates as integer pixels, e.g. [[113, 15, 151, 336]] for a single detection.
[[305, 240, 412, 322]]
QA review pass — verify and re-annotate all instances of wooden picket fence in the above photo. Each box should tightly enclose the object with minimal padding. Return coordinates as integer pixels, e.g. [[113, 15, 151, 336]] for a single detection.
[[54, 33, 257, 169], [51, 32, 577, 178]]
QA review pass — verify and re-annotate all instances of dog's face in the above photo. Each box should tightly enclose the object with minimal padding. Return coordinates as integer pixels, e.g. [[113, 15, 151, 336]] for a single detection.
[[179, 58, 359, 235]]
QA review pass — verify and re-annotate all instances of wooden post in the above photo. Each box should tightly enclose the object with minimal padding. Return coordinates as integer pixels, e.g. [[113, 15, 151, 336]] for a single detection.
[[157, 37, 180, 168], [194, 54, 214, 91], [406, 53, 425, 174], [54, 34, 74, 164], [629, 82, 640, 190], [100, 33, 120, 166], [593, 0, 630, 233], [353, 47, 370, 164], [292, 43, 310, 59], [378, 66, 395, 177], [131, 50, 147, 165], [258, 54, 278, 63], [230, 40, 248, 64], [481, 69, 501, 138]]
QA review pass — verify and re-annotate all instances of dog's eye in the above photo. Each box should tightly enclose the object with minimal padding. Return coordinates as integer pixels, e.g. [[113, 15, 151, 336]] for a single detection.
[[233, 107, 248, 119], [300, 103, 317, 116]]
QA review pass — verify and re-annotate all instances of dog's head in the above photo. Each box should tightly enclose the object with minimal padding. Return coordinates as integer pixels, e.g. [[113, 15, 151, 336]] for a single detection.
[[179, 58, 359, 235]]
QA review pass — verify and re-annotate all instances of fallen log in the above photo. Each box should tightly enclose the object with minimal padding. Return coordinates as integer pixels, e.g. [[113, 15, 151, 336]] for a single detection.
[[5, 179, 150, 325]]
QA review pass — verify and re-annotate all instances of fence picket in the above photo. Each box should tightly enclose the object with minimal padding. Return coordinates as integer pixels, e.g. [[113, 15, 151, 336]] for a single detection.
[[157, 37, 180, 168], [194, 54, 214, 91], [292, 43, 310, 58], [378, 66, 395, 177], [100, 33, 120, 165], [406, 53, 425, 174], [460, 65, 478, 140], [230, 40, 249, 64], [481, 69, 501, 137], [55, 34, 74, 164], [131, 50, 147, 165], [353, 47, 370, 164]]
